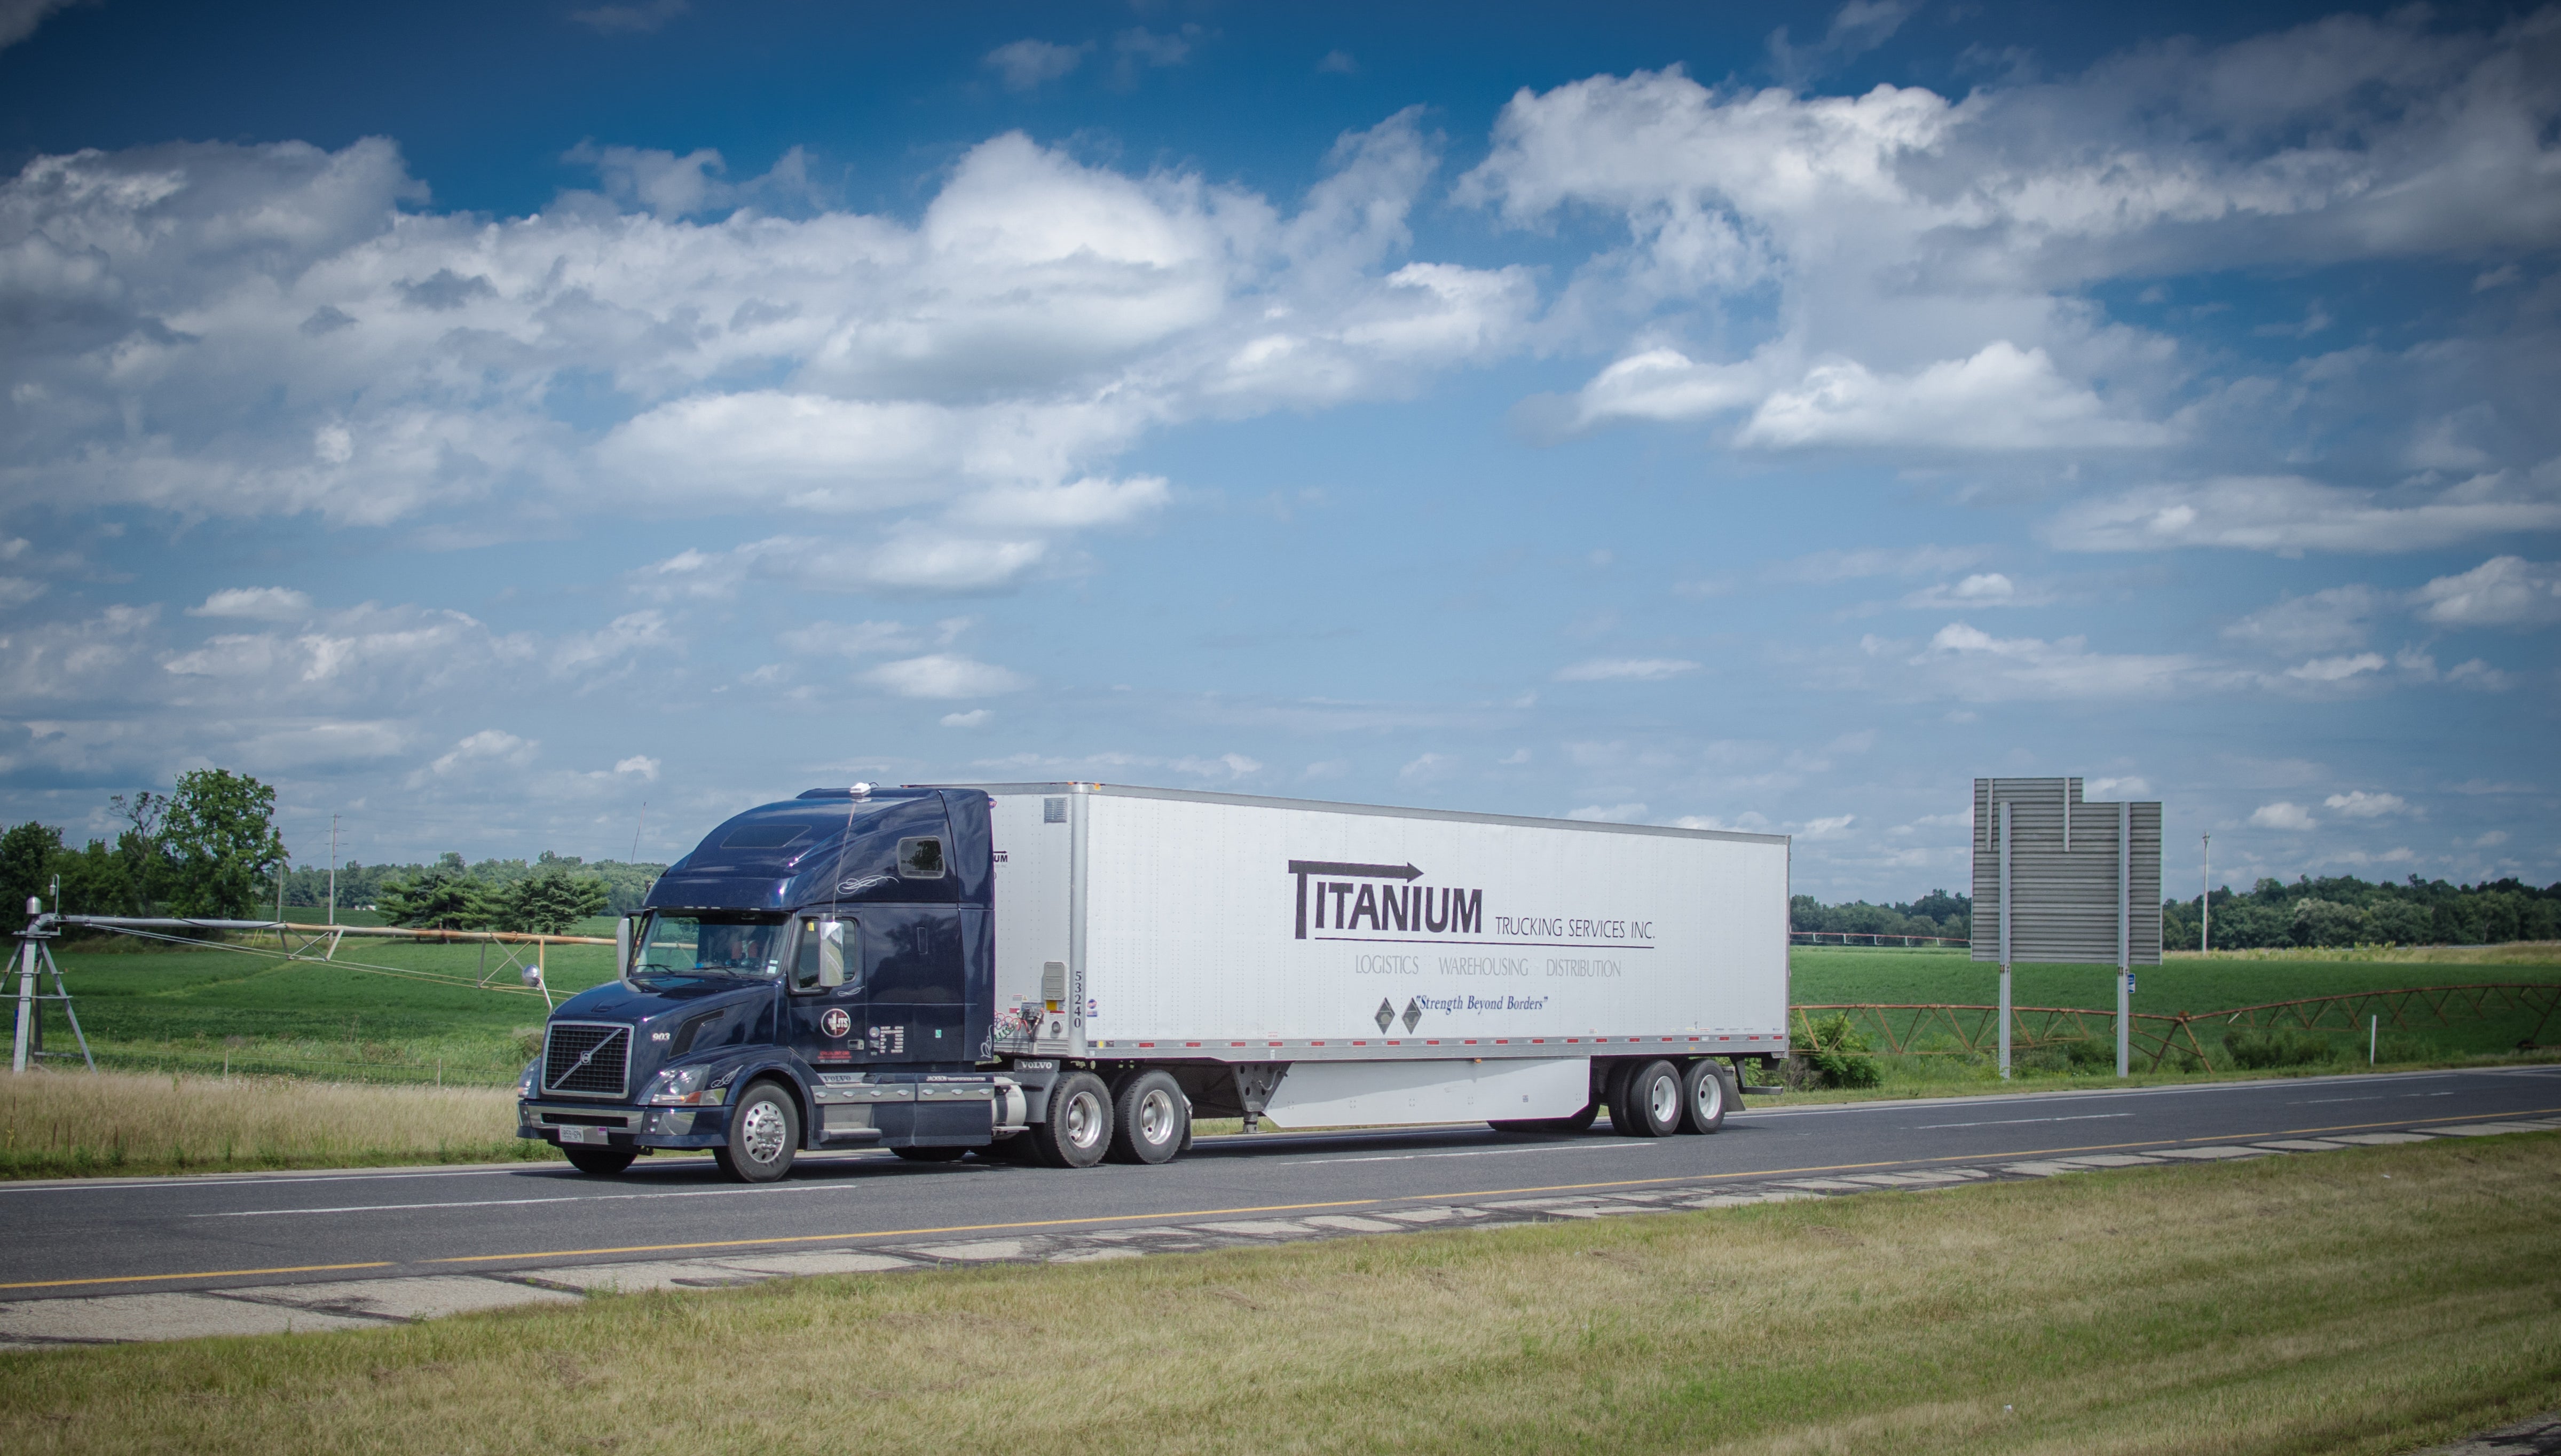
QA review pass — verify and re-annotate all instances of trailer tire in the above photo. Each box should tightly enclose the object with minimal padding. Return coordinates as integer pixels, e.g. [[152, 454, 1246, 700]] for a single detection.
[[1614, 1059, 1682, 1137], [563, 1147, 636, 1176], [892, 1146, 968, 1163], [1677, 1059, 1729, 1135], [1602, 1061, 1637, 1134], [1108, 1070, 1188, 1165], [714, 1079, 800, 1183], [1028, 1071, 1113, 1169]]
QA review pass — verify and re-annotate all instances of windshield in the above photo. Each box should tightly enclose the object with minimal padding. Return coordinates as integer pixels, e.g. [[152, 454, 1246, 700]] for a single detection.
[[634, 913, 789, 979]]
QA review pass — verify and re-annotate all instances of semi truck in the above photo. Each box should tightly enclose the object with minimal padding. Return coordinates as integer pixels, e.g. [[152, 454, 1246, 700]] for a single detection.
[[517, 782, 1791, 1180]]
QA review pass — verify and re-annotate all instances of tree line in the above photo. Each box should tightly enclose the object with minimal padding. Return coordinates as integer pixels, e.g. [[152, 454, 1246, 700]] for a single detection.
[[1791, 889, 1972, 941], [2162, 873, 2561, 951], [1, 767, 664, 937]]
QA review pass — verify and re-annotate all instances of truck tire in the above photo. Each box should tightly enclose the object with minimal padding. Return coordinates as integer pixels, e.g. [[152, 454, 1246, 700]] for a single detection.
[[1602, 1060, 1637, 1133], [1677, 1059, 1729, 1135], [1108, 1070, 1188, 1165], [1614, 1059, 1682, 1137], [1028, 1071, 1113, 1169], [563, 1146, 636, 1176], [892, 1146, 968, 1163], [714, 1079, 800, 1183]]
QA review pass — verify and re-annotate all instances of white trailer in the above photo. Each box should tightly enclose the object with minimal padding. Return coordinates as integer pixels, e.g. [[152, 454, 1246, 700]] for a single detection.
[[962, 782, 1791, 1134]]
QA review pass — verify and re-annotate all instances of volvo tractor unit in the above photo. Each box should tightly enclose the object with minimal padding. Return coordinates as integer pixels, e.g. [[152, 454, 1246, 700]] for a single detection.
[[517, 782, 1790, 1180]]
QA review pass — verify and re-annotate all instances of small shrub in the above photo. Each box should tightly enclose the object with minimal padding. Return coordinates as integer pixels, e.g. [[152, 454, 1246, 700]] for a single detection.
[[1795, 1012, 1885, 1088], [2224, 1027, 2342, 1070]]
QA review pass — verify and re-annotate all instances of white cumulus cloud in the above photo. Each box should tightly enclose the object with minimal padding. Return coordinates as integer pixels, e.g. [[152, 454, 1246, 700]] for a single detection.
[[2413, 556, 2561, 628], [864, 654, 1028, 700], [2249, 802, 2318, 830], [1556, 657, 1700, 682]]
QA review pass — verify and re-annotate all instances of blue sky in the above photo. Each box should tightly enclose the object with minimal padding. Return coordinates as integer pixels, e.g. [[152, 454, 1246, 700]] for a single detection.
[[1, 0, 2555, 900]]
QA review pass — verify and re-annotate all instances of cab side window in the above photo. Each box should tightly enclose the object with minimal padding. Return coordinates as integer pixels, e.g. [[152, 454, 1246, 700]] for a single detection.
[[897, 836, 944, 879]]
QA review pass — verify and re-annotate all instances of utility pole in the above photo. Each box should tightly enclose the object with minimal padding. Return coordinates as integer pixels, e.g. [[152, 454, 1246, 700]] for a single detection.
[[328, 814, 340, 927], [2201, 833, 2211, 954]]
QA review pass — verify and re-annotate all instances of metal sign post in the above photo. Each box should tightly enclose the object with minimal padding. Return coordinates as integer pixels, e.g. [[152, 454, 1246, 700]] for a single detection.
[[1998, 802, 2012, 1080], [2117, 801, 2131, 1078]]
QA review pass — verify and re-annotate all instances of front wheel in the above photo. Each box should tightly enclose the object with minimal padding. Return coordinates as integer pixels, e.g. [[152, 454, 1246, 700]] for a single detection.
[[1028, 1071, 1113, 1169], [715, 1080, 801, 1183], [563, 1146, 636, 1176]]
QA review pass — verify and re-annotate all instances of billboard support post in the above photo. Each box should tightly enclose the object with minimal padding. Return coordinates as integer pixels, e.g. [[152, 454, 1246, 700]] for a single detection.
[[1998, 801, 2012, 1081], [2117, 801, 2131, 1079]]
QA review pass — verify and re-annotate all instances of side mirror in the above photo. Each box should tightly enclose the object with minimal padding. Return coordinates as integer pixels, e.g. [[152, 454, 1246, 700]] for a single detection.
[[615, 915, 634, 979]]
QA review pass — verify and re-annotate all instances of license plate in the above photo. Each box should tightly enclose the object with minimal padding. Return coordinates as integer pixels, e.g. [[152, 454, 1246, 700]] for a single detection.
[[560, 1125, 606, 1145]]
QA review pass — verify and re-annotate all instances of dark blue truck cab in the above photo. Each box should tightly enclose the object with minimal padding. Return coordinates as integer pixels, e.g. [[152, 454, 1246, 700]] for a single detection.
[[516, 786, 1105, 1179]]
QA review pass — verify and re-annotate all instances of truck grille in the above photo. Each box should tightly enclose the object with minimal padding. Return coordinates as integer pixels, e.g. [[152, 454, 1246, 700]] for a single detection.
[[542, 1022, 632, 1098]]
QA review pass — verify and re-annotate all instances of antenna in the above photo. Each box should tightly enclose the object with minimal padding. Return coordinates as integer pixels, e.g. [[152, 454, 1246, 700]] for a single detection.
[[631, 802, 647, 861]]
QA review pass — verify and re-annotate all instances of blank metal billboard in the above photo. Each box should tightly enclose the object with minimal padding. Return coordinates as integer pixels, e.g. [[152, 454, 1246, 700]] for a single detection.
[[1969, 777, 2162, 967]]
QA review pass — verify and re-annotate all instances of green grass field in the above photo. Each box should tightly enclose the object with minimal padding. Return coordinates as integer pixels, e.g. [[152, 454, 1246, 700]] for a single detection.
[[4, 1130, 2555, 1454], [1790, 945, 2561, 1062], [33, 930, 624, 1085], [13, 937, 2557, 1090]]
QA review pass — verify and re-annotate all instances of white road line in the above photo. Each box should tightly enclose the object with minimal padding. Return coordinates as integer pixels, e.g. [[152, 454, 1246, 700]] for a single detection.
[[1913, 1113, 2134, 1129], [1276, 1143, 1653, 1166]]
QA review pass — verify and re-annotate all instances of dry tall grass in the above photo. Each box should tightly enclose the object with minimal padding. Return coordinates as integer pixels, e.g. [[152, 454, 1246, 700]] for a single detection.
[[4, 1129, 2555, 1454], [0, 1069, 553, 1178]]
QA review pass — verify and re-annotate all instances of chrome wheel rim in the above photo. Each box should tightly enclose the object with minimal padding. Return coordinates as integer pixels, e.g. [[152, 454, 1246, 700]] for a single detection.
[[1647, 1072, 1679, 1126], [739, 1096, 789, 1165], [1692, 1071, 1723, 1123], [1137, 1088, 1176, 1147], [1063, 1089, 1104, 1150]]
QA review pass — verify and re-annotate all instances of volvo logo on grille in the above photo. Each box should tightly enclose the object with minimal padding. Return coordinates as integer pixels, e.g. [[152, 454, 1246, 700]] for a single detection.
[[820, 1007, 850, 1038]]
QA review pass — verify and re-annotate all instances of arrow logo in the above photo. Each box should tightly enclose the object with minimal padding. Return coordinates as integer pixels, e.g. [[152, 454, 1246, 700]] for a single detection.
[[1374, 999, 1395, 1033]]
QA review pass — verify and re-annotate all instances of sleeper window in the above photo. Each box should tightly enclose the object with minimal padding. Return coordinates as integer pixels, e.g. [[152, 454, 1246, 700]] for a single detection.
[[897, 836, 945, 879]]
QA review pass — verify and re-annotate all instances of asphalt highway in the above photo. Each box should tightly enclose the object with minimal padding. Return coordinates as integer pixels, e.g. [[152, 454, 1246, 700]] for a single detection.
[[7, 1063, 2558, 1300]]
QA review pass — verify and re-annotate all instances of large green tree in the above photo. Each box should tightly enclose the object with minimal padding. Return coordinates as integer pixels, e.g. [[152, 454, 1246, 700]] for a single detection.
[[158, 769, 289, 919], [0, 820, 64, 920], [488, 866, 611, 935], [377, 854, 494, 930]]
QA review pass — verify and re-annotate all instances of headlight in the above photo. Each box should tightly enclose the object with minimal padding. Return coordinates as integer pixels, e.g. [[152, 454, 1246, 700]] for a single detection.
[[518, 1057, 540, 1097], [643, 1063, 726, 1105]]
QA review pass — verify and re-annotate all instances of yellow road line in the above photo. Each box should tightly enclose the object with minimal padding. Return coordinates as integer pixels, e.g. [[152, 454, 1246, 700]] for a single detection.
[[0, 1261, 393, 1293]]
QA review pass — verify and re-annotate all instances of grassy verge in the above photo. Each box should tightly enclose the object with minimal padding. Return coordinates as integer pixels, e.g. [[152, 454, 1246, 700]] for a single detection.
[[0, 1069, 557, 1179], [5, 1131, 2557, 1453]]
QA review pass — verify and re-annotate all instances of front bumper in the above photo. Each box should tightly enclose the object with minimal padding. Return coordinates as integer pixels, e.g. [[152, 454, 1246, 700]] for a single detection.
[[518, 1098, 730, 1150]]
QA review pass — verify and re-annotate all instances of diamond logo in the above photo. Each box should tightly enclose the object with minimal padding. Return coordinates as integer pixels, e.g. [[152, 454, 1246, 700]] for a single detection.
[[1374, 999, 1395, 1033], [1402, 997, 1423, 1033]]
